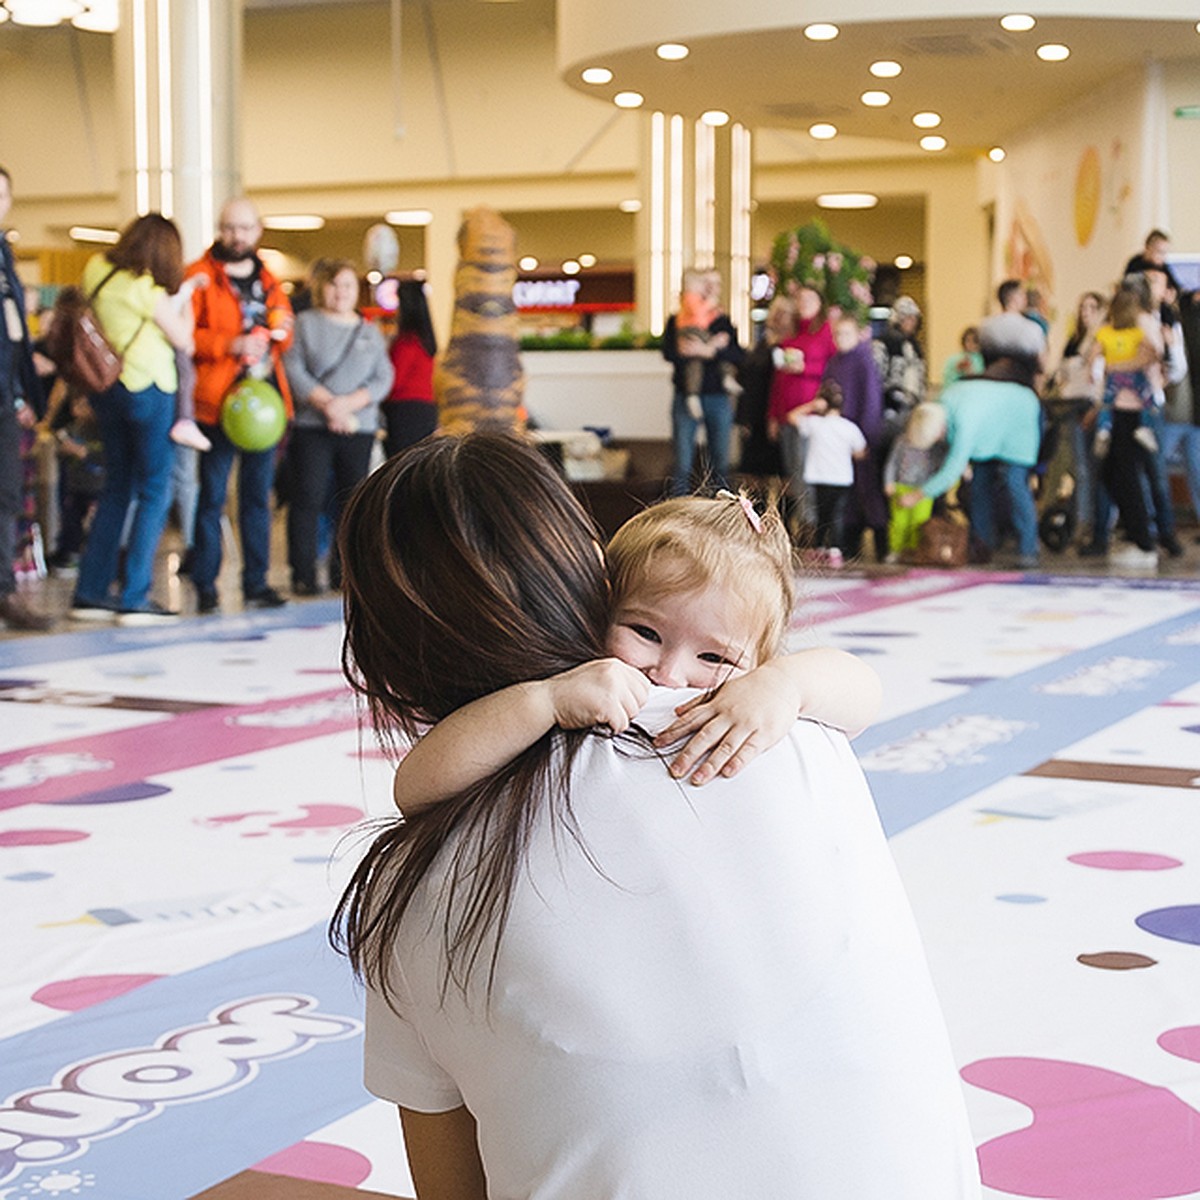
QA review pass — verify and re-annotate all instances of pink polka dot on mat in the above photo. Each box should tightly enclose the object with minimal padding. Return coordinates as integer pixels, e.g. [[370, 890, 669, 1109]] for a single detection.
[[1159, 1026, 1200, 1064], [0, 828, 90, 847], [252, 1141, 372, 1186], [1068, 851, 1182, 871], [33, 974, 163, 1011]]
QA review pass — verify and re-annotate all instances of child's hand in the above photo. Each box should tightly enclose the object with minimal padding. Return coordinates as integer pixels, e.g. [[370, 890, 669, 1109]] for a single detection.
[[653, 661, 802, 785], [544, 658, 651, 734]]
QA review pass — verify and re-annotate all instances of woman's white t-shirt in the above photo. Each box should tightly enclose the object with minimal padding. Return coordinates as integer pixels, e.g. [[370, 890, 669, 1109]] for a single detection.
[[364, 688, 980, 1199]]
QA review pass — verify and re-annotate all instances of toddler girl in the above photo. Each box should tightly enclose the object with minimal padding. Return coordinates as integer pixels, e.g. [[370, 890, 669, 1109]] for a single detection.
[[883, 401, 948, 562], [676, 270, 722, 407], [168, 273, 211, 452], [1088, 280, 1162, 459], [392, 489, 881, 811]]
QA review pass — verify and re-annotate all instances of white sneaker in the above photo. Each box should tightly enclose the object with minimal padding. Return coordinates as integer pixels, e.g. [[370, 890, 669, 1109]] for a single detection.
[[1093, 428, 1111, 460], [1133, 425, 1159, 454], [1107, 544, 1158, 569]]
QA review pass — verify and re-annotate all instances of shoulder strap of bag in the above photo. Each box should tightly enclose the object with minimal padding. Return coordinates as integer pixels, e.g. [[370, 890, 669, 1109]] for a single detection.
[[87, 266, 149, 357], [317, 316, 364, 384]]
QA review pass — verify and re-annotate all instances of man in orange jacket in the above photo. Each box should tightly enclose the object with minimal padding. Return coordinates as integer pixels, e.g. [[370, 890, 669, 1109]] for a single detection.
[[187, 197, 294, 613]]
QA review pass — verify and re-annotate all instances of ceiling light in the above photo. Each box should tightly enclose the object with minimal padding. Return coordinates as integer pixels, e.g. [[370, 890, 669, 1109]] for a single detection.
[[619, 199, 642, 213], [816, 193, 878, 209], [68, 225, 120, 244], [861, 91, 891, 107], [912, 111, 942, 128], [804, 23, 839, 41], [581, 67, 613, 85], [261, 214, 325, 232], [988, 146, 1007, 162], [578, 253, 597, 268], [701, 110, 730, 127], [809, 123, 838, 140], [385, 209, 433, 226], [518, 256, 539, 271], [562, 260, 581, 276], [3, 1, 84, 26], [1036, 43, 1070, 61], [1000, 14, 1036, 32], [870, 60, 902, 78], [656, 43, 689, 61], [366, 270, 383, 285], [71, 0, 116, 30], [614, 91, 644, 109], [894, 255, 914, 269], [920, 135, 947, 151]]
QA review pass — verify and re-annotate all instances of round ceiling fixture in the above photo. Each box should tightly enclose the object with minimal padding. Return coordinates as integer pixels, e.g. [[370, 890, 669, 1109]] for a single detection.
[[861, 91, 891, 107], [1000, 14, 1036, 32], [919, 135, 947, 152], [804, 23, 839, 41], [1036, 43, 1070, 61], [988, 146, 1007, 162], [894, 255, 914, 269], [870, 60, 902, 78], [809, 123, 838, 140], [614, 91, 645, 108], [581, 67, 613, 85], [656, 43, 689, 61], [912, 111, 942, 128], [701, 110, 730, 127]]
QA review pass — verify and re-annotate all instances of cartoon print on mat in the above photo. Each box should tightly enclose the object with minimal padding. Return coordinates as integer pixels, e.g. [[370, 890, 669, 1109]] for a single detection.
[[196, 804, 363, 838]]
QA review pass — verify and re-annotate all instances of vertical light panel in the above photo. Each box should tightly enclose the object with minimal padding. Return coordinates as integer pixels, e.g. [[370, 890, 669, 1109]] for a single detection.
[[693, 119, 715, 270], [132, 0, 150, 213], [157, 0, 173, 218], [197, 0, 214, 240], [668, 113, 684, 313], [730, 123, 752, 339], [649, 110, 666, 336]]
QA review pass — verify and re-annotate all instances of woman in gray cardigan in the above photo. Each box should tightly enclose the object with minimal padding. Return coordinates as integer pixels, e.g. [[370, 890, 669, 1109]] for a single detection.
[[283, 258, 393, 595]]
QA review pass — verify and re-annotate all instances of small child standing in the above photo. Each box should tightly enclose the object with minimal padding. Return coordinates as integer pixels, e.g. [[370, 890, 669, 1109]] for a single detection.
[[883, 401, 948, 562], [47, 392, 105, 571], [388, 489, 882, 812], [793, 380, 868, 566], [675, 269, 722, 412]]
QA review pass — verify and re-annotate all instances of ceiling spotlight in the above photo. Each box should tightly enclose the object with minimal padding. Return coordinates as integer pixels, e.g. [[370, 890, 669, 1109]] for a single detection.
[[912, 111, 942, 128], [4, 1, 85, 27], [518, 256, 539, 271], [1000, 14, 1036, 31], [385, 209, 434, 226], [809, 122, 838, 140], [701, 109, 730, 127], [920, 135, 947, 151], [988, 146, 1007, 162], [366, 270, 383, 285], [1036, 43, 1070, 61], [614, 91, 644, 108], [71, 0, 118, 31], [562, 260, 581, 276], [619, 199, 642, 213], [578, 253, 597, 268], [861, 91, 891, 107], [870, 60, 902, 78], [656, 43, 689, 61], [261, 214, 325, 231], [804, 23, 839, 41], [581, 67, 613, 85], [894, 255, 914, 269], [816, 193, 878, 209]]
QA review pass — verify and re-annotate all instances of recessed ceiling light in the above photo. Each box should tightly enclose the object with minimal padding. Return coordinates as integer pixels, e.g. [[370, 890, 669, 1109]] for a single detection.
[[894, 255, 914, 269], [920, 135, 947, 151], [816, 193, 878, 209], [1000, 14, 1036, 31], [581, 67, 613, 85], [912, 111, 942, 128], [701, 109, 730, 126], [988, 146, 1007, 162], [614, 91, 644, 108], [870, 60, 902, 78], [861, 90, 891, 107], [619, 199, 642, 213], [518, 256, 539, 271], [804, 23, 839, 41], [1036, 43, 1070, 61], [385, 209, 434, 226], [656, 43, 689, 61], [578, 253, 597, 268], [809, 122, 838, 140], [562, 260, 581, 276], [261, 214, 325, 231]]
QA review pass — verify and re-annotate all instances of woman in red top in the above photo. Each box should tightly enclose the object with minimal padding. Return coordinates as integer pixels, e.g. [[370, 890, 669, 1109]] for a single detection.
[[383, 280, 438, 458], [768, 285, 836, 533]]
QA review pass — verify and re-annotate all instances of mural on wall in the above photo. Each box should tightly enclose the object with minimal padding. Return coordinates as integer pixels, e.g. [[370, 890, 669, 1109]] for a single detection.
[[1005, 200, 1055, 300], [1074, 146, 1101, 247]]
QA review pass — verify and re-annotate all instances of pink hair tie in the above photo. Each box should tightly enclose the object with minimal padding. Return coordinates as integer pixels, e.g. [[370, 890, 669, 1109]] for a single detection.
[[717, 489, 763, 534]]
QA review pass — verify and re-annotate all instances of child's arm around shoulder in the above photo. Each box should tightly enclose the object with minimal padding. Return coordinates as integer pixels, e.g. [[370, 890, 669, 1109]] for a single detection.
[[653, 647, 882, 786], [393, 659, 651, 815]]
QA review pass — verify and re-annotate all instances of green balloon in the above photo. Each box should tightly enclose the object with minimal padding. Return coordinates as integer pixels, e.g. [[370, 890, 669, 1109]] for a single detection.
[[220, 378, 287, 452]]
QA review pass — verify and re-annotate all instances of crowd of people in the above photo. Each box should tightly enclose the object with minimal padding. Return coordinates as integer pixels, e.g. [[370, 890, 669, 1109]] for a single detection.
[[0, 173, 439, 629], [663, 228, 1198, 572]]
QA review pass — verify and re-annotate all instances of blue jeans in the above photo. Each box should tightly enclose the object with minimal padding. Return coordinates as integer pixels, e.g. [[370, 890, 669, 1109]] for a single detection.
[[76, 382, 175, 610], [1158, 420, 1200, 523], [192, 419, 277, 596], [671, 391, 732, 496], [969, 459, 1038, 558]]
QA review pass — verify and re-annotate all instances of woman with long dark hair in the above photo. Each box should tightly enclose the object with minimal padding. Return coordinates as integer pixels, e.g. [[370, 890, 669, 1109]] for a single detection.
[[332, 433, 980, 1200], [69, 213, 193, 624], [382, 279, 438, 457]]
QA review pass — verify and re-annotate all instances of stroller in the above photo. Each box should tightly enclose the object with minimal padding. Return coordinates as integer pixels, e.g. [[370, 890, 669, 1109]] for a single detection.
[[1036, 393, 1094, 552]]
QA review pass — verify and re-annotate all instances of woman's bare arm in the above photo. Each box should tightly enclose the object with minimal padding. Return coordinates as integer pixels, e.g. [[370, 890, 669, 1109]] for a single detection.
[[399, 1106, 488, 1200]]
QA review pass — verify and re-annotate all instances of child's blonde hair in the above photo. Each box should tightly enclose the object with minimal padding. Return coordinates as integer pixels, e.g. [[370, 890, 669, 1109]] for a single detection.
[[607, 493, 796, 665], [902, 402, 947, 451]]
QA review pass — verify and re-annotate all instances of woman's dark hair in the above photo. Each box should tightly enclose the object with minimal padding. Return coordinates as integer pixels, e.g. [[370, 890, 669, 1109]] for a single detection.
[[330, 432, 611, 1002], [310, 257, 359, 308], [107, 213, 184, 293], [396, 279, 437, 357]]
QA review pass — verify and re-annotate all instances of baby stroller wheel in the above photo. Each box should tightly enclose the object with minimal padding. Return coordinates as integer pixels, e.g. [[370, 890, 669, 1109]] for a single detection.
[[1038, 501, 1075, 553]]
